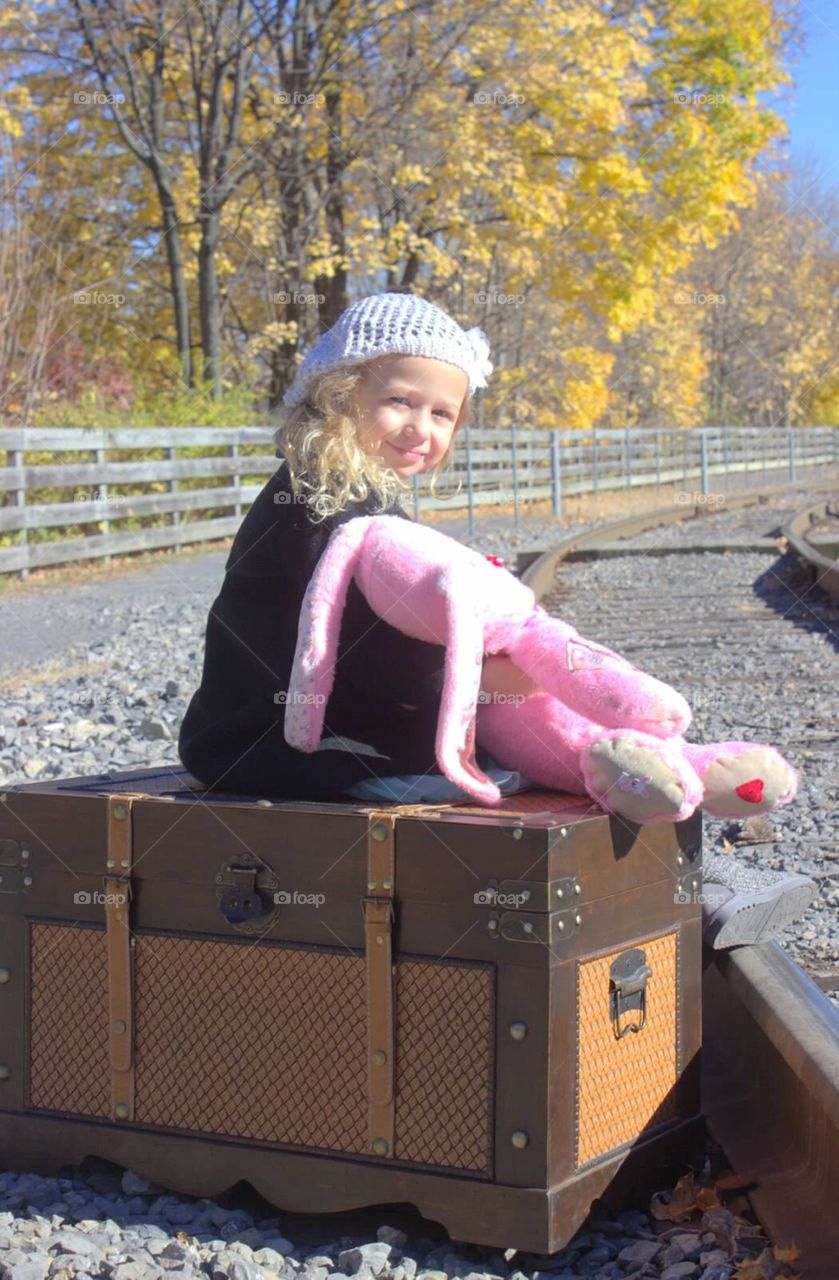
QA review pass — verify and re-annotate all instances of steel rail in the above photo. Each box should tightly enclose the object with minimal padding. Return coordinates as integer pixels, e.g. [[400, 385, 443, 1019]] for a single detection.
[[519, 483, 839, 1279]]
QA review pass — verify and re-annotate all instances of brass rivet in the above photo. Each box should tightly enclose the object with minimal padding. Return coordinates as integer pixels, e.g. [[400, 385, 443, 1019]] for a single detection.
[[22, 875, 32, 888], [382, 879, 393, 890], [0, 1065, 11, 1081], [677, 854, 685, 866], [20, 849, 30, 861], [523, 921, 534, 934], [106, 860, 116, 869], [367, 880, 377, 890], [574, 883, 581, 895], [559, 827, 567, 837], [371, 1137, 389, 1155], [120, 859, 129, 868], [376, 935, 383, 945], [557, 920, 565, 931], [691, 879, 699, 891], [114, 1103, 130, 1119], [512, 827, 523, 840], [487, 918, 499, 933], [556, 887, 564, 899], [575, 913, 582, 925], [511, 1130, 529, 1149], [256, 799, 272, 807], [371, 824, 389, 842], [113, 804, 128, 821], [112, 1019, 126, 1034], [371, 1049, 386, 1065], [509, 1022, 527, 1041], [0, 967, 10, 984]]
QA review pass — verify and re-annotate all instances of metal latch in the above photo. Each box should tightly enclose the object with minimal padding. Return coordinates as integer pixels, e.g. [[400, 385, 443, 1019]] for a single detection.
[[609, 948, 652, 1039], [215, 852, 280, 933]]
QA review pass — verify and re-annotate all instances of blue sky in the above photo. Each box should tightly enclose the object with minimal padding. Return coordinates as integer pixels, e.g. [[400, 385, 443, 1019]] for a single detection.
[[766, 0, 839, 185]]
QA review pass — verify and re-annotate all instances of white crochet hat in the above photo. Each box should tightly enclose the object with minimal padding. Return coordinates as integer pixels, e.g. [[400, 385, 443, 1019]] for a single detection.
[[282, 291, 493, 409]]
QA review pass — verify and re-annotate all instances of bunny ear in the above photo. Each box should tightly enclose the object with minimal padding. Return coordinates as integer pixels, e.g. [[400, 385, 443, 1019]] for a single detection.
[[284, 517, 372, 752], [433, 564, 501, 805], [464, 326, 493, 386]]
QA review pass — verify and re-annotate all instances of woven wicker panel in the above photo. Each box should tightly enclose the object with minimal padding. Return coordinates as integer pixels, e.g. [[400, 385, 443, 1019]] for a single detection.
[[576, 931, 679, 1166], [29, 923, 111, 1117], [134, 935, 369, 1150], [134, 933, 494, 1171], [393, 959, 494, 1172]]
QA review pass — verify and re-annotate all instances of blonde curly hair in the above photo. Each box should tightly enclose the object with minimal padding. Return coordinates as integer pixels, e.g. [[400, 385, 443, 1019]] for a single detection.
[[273, 362, 470, 523]]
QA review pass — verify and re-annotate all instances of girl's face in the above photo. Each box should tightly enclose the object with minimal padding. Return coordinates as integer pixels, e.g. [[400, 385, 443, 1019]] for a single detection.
[[354, 354, 468, 477]]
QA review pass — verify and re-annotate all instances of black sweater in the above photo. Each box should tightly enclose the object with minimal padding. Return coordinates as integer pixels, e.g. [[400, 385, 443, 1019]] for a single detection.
[[178, 458, 488, 800]]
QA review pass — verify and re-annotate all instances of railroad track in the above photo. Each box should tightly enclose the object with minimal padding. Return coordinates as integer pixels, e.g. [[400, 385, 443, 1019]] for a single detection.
[[520, 484, 839, 1278]]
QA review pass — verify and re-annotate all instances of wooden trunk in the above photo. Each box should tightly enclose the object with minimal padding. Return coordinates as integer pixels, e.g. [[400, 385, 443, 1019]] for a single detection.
[[0, 766, 705, 1252]]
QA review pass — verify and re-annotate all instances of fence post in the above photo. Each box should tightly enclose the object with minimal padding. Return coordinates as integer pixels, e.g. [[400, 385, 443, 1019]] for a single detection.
[[511, 420, 520, 532], [654, 431, 661, 492], [624, 427, 631, 492], [164, 445, 179, 537], [682, 430, 688, 489], [412, 473, 420, 521], [229, 442, 242, 521], [593, 429, 599, 497], [551, 431, 562, 519], [788, 428, 796, 483], [700, 430, 709, 496], [96, 445, 112, 567], [10, 446, 28, 581]]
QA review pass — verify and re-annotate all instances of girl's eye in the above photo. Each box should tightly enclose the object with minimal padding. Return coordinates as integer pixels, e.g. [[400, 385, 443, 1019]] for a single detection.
[[389, 395, 452, 420]]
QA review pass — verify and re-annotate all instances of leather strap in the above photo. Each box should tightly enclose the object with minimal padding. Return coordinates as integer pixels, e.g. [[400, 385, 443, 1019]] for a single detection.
[[104, 792, 147, 1121], [363, 811, 397, 1156]]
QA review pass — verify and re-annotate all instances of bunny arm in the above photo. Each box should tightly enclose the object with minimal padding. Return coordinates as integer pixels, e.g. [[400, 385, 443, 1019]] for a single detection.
[[284, 514, 692, 803]]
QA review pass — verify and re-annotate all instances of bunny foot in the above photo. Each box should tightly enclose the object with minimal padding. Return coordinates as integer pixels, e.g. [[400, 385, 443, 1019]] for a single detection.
[[579, 730, 704, 825], [680, 741, 800, 819]]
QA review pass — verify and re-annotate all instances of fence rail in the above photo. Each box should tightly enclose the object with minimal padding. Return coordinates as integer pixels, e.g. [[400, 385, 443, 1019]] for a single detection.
[[1, 424, 836, 577]]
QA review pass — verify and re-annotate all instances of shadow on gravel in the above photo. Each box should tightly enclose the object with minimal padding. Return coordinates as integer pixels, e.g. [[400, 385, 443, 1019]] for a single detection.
[[753, 549, 839, 656]]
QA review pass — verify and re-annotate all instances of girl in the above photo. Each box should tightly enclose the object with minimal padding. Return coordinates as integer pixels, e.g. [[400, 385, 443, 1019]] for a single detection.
[[178, 290, 815, 947], [178, 291, 538, 807]]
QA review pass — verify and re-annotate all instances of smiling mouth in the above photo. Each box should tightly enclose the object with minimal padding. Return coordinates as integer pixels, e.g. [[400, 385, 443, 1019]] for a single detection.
[[389, 441, 428, 457]]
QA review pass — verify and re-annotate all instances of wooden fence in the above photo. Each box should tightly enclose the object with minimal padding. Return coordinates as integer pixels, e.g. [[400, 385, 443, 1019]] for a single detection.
[[1, 424, 836, 577]]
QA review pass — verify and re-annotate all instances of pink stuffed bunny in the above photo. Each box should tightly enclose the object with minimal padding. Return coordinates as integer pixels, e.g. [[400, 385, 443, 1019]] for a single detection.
[[283, 515, 799, 823]]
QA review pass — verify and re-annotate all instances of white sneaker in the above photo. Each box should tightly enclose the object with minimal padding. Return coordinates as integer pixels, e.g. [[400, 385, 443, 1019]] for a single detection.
[[702, 851, 817, 950]]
